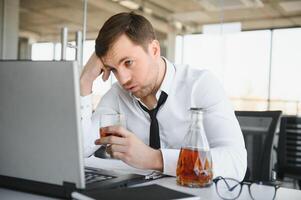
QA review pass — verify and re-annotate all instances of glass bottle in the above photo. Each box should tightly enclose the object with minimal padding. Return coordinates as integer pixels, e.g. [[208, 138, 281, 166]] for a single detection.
[[176, 108, 213, 187]]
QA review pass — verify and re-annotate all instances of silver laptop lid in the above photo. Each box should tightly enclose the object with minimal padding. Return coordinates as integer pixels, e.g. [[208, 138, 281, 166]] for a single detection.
[[0, 61, 85, 189]]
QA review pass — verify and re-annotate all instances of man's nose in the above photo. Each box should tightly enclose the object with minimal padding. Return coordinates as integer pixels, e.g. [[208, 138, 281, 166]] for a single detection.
[[118, 68, 131, 86]]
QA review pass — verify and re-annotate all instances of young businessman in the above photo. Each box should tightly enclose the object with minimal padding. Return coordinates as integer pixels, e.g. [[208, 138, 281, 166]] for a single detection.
[[80, 12, 247, 181]]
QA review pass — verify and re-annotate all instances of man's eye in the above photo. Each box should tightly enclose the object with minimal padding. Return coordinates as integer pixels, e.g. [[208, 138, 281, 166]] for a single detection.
[[125, 60, 133, 67]]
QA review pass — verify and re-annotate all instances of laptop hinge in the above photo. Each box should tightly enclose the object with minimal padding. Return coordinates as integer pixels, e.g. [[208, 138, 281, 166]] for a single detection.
[[63, 181, 77, 199]]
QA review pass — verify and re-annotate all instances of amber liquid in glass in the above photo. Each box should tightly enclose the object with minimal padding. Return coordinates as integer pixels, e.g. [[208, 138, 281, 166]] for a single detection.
[[99, 128, 115, 138], [99, 128, 106, 138], [176, 147, 213, 187]]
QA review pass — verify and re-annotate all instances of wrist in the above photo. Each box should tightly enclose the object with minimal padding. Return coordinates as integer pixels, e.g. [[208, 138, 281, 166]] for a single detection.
[[150, 149, 163, 172], [80, 75, 93, 96]]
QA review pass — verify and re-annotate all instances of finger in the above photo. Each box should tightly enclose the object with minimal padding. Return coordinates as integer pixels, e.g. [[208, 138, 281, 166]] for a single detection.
[[111, 152, 125, 160], [102, 69, 110, 81], [94, 135, 126, 145], [100, 68, 104, 76], [108, 144, 128, 153], [102, 135, 126, 145], [102, 125, 130, 137]]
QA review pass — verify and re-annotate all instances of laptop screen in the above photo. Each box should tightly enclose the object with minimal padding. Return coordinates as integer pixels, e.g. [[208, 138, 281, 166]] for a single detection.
[[0, 61, 85, 189]]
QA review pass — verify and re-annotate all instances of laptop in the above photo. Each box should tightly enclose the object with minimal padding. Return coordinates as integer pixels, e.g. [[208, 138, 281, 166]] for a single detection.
[[0, 60, 146, 198]]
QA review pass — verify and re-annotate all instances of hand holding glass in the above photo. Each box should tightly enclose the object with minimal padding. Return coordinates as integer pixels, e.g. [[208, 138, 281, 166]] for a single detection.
[[99, 113, 126, 158]]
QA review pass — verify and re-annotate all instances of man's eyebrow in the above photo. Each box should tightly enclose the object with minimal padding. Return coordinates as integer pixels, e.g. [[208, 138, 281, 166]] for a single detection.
[[100, 57, 115, 70], [103, 56, 131, 70]]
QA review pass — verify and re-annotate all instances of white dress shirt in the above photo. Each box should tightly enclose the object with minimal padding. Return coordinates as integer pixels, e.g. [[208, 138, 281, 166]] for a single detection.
[[80, 57, 247, 181]]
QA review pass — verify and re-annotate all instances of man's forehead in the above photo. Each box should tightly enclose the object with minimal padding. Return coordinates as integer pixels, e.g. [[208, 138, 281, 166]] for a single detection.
[[104, 34, 147, 57], [102, 45, 144, 65], [102, 48, 118, 63], [101, 51, 131, 69]]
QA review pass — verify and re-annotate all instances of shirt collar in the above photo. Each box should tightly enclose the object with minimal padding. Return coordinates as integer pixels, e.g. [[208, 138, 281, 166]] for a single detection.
[[131, 56, 175, 102], [158, 57, 175, 98]]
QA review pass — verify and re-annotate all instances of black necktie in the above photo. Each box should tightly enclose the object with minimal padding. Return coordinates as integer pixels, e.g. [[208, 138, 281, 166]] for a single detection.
[[138, 92, 168, 149]]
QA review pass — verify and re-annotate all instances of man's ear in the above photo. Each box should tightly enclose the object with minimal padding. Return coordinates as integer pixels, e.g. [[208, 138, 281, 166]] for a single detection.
[[149, 40, 161, 58]]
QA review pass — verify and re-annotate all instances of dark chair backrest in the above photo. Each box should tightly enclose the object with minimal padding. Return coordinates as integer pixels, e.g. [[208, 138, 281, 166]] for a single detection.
[[235, 110, 282, 181], [277, 116, 301, 180]]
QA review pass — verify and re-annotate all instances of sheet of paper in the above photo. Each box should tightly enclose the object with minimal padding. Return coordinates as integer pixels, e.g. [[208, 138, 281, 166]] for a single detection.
[[84, 156, 154, 176]]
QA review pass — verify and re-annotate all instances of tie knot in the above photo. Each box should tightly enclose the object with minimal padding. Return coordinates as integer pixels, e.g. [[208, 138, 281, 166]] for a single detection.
[[148, 109, 158, 119], [139, 91, 168, 116]]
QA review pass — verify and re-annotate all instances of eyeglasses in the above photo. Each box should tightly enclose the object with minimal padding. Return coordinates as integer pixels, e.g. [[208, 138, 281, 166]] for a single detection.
[[213, 176, 280, 200]]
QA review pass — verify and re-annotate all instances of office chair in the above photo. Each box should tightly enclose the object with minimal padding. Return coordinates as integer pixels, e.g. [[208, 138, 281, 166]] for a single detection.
[[277, 116, 301, 189], [235, 110, 282, 181]]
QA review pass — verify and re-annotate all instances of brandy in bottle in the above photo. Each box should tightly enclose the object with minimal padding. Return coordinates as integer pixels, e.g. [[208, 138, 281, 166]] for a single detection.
[[176, 108, 213, 187]]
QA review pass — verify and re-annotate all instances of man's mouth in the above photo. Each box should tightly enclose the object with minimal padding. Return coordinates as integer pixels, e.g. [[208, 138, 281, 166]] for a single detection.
[[130, 86, 139, 92], [124, 85, 139, 92]]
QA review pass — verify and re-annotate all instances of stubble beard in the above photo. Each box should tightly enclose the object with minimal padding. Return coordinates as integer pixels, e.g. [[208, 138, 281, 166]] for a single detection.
[[132, 63, 159, 99], [131, 79, 155, 99]]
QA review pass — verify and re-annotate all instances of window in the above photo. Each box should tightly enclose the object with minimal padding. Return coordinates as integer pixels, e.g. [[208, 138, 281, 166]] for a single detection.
[[223, 30, 271, 111], [270, 28, 301, 114], [176, 28, 301, 114], [32, 43, 54, 61], [31, 40, 113, 109]]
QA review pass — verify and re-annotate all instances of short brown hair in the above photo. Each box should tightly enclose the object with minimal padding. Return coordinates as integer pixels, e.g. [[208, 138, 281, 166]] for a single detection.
[[95, 12, 156, 58]]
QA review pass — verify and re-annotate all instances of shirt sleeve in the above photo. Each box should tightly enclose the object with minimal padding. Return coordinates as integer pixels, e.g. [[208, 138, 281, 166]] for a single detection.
[[80, 94, 100, 157], [80, 86, 120, 158], [192, 71, 247, 181], [160, 148, 180, 176], [161, 71, 247, 181]]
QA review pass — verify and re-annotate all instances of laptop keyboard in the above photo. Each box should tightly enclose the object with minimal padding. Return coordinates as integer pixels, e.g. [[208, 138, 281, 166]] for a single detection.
[[85, 168, 116, 184]]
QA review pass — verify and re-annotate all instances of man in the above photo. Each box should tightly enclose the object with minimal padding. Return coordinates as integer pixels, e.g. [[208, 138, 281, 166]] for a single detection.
[[80, 12, 247, 180]]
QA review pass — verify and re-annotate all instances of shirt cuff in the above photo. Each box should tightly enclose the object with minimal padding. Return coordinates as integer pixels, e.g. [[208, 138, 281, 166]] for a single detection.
[[160, 148, 180, 177], [80, 94, 92, 120]]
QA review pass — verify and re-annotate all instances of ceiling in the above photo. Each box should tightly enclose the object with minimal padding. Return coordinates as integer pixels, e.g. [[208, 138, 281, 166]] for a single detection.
[[19, 0, 301, 42]]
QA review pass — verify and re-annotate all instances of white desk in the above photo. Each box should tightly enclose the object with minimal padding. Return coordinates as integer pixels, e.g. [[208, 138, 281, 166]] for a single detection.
[[1, 177, 301, 200], [1, 157, 301, 200]]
